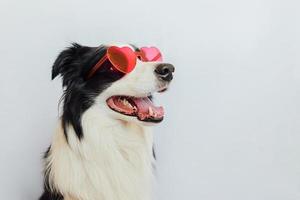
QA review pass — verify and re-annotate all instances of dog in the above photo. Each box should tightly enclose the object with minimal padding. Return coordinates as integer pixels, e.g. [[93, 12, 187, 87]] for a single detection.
[[39, 43, 174, 200]]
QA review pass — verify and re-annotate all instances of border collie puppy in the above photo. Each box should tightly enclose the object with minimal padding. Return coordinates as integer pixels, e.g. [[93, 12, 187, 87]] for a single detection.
[[39, 43, 174, 200]]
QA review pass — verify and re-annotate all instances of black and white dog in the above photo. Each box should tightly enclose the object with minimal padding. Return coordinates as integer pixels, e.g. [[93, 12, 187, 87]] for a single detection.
[[39, 43, 174, 200]]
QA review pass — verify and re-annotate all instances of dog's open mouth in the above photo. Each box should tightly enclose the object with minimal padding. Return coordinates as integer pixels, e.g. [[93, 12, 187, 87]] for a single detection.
[[106, 96, 164, 122]]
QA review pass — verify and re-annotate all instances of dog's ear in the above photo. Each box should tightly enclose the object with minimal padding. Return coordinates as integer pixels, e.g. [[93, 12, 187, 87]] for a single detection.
[[52, 43, 83, 86]]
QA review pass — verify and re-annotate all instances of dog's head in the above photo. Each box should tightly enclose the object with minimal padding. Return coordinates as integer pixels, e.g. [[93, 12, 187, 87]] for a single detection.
[[52, 43, 174, 139]]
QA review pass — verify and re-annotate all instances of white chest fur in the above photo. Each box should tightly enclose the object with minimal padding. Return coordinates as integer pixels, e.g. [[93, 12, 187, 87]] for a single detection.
[[45, 106, 155, 200]]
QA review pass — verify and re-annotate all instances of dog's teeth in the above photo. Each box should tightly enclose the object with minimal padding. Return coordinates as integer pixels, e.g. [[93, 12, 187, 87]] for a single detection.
[[122, 98, 131, 107], [127, 102, 133, 108], [148, 107, 154, 115]]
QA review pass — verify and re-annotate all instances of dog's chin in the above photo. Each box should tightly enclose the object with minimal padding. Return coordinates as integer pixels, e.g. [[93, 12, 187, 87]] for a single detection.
[[106, 93, 165, 124], [110, 113, 163, 126]]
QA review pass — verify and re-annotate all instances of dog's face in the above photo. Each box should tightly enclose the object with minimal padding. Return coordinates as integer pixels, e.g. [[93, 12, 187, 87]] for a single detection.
[[52, 43, 174, 139]]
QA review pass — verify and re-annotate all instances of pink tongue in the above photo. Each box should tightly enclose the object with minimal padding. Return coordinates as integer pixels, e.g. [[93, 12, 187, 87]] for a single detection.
[[132, 97, 164, 120]]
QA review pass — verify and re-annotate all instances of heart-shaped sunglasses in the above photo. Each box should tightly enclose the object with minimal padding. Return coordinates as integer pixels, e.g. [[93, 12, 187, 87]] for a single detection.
[[87, 46, 163, 78]]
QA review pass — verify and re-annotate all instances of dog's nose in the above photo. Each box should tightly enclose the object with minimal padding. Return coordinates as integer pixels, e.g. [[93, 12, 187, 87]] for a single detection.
[[155, 63, 175, 82]]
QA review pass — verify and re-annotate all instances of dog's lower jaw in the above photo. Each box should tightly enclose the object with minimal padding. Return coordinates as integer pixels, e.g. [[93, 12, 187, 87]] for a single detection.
[[44, 107, 155, 200]]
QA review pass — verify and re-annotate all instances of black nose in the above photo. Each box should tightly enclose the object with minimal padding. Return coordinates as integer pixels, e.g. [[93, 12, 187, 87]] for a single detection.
[[155, 63, 175, 82]]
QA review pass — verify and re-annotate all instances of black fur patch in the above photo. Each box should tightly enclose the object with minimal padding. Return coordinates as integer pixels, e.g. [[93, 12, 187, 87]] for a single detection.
[[52, 43, 124, 140], [39, 190, 63, 200]]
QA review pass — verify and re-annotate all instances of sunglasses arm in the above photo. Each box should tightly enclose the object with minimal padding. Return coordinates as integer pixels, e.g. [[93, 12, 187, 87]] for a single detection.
[[87, 54, 108, 79]]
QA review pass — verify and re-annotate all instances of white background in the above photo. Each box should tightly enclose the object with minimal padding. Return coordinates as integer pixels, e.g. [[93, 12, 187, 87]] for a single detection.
[[0, 0, 300, 199]]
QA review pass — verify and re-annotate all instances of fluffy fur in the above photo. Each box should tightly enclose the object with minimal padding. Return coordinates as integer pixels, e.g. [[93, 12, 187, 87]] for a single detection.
[[39, 43, 174, 200]]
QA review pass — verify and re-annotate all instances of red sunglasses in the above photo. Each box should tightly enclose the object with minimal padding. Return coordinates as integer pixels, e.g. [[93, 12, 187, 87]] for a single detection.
[[87, 46, 163, 78]]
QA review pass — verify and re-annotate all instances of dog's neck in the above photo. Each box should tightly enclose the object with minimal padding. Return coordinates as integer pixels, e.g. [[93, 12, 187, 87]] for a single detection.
[[47, 105, 155, 200]]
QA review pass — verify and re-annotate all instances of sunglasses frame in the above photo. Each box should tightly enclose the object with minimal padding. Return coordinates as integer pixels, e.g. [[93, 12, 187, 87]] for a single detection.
[[87, 46, 162, 79]]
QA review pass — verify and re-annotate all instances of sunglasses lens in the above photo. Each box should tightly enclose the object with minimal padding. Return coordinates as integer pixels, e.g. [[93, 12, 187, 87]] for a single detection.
[[140, 47, 163, 62], [107, 46, 136, 73]]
